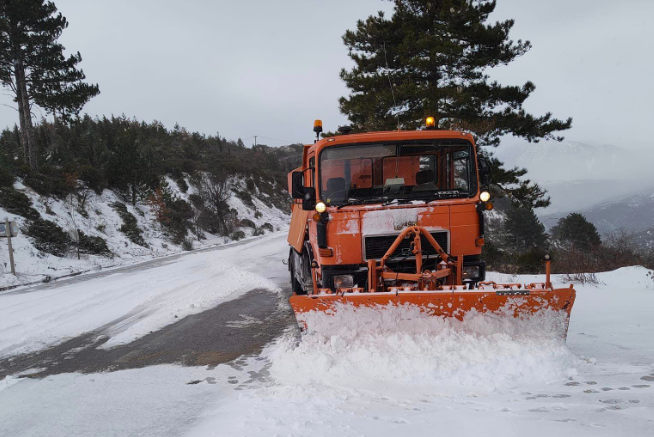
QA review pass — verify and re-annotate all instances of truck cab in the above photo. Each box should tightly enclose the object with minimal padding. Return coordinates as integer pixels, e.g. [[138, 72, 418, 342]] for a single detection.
[[287, 126, 492, 295]]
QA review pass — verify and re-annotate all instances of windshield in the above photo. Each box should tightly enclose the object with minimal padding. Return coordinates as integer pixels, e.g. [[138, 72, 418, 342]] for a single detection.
[[319, 140, 476, 206]]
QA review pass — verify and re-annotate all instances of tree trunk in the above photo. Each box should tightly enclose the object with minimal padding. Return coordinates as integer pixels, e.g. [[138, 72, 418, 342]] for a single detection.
[[14, 58, 38, 171]]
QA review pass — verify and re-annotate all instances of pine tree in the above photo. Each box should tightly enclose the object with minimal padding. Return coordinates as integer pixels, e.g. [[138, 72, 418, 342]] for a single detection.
[[503, 206, 548, 252], [551, 213, 601, 251], [340, 0, 571, 147], [0, 0, 100, 170]]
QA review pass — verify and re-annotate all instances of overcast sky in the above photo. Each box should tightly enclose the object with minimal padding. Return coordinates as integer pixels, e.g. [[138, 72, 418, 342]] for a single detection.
[[1, 0, 653, 151]]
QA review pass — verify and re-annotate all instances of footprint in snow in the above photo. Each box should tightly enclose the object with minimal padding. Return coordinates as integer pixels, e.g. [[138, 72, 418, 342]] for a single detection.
[[554, 418, 577, 423], [641, 375, 654, 382], [600, 405, 628, 411], [632, 384, 650, 389], [529, 407, 550, 413], [585, 381, 597, 385], [618, 387, 631, 390], [601, 387, 614, 391], [565, 381, 581, 386], [206, 377, 217, 385], [584, 389, 600, 394], [228, 376, 238, 384], [372, 416, 409, 424], [599, 399, 623, 404], [552, 394, 572, 399]]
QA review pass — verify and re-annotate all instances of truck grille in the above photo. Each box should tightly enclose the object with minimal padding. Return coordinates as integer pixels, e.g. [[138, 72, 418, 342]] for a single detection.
[[364, 232, 449, 260]]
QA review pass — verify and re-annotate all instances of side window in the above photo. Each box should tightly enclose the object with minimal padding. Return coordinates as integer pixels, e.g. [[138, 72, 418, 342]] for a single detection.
[[452, 151, 470, 191], [308, 156, 315, 187]]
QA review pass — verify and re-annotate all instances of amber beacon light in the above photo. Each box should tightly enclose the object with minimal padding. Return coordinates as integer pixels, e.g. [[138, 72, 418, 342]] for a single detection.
[[425, 116, 435, 129]]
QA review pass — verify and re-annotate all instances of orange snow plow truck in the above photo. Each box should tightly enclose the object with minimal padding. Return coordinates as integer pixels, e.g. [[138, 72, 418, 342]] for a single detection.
[[287, 120, 575, 329]]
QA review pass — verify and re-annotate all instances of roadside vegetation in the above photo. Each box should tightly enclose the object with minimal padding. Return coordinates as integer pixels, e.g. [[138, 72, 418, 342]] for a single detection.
[[485, 204, 654, 276]]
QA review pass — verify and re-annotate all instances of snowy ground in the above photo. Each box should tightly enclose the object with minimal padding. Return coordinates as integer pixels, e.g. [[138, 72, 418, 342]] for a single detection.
[[0, 236, 653, 436]]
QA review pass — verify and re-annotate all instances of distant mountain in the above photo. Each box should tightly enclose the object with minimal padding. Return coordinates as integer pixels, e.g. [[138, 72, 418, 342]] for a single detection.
[[542, 189, 654, 248], [492, 139, 654, 214]]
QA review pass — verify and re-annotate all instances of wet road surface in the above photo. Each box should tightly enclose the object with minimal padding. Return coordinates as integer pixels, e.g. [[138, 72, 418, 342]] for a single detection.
[[0, 287, 297, 379]]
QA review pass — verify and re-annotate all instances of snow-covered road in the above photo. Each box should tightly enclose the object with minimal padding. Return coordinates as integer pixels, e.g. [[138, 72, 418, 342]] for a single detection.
[[0, 233, 289, 359], [1, 235, 653, 437]]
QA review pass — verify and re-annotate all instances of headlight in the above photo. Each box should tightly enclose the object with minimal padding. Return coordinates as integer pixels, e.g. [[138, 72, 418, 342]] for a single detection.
[[462, 265, 481, 280], [315, 201, 326, 213], [333, 274, 354, 289], [480, 191, 491, 202]]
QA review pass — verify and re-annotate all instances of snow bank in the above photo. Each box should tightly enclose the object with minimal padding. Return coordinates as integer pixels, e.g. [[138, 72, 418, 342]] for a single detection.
[[269, 304, 577, 391]]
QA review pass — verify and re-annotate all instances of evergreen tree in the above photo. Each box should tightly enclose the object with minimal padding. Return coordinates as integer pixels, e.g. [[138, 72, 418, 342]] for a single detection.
[[503, 206, 548, 252], [0, 0, 100, 170], [340, 0, 571, 145], [551, 212, 601, 251]]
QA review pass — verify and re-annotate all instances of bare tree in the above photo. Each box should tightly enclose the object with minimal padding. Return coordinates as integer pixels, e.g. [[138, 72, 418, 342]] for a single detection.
[[197, 172, 233, 236]]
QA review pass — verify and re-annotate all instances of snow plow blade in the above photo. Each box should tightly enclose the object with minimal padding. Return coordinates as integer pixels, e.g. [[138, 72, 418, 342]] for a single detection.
[[290, 286, 575, 326]]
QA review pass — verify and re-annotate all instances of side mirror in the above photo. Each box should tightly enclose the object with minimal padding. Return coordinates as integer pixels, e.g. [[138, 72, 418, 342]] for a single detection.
[[291, 171, 305, 199], [302, 187, 316, 211], [478, 156, 492, 186]]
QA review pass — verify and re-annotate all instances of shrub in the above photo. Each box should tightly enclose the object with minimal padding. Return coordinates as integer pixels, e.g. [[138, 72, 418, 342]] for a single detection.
[[561, 273, 600, 285], [181, 238, 193, 251], [165, 199, 194, 244], [240, 218, 256, 228], [253, 228, 265, 236], [229, 230, 246, 241], [254, 210, 262, 219], [78, 231, 111, 256], [0, 187, 40, 220], [25, 218, 72, 257], [176, 177, 189, 193], [261, 222, 274, 233], [234, 189, 254, 208], [111, 202, 148, 247]]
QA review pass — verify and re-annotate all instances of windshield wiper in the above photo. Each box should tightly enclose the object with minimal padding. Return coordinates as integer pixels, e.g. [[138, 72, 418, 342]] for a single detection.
[[336, 197, 385, 209]]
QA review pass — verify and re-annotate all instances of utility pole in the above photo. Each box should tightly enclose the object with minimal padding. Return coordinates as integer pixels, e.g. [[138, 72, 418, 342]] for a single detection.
[[254, 136, 257, 149], [5, 218, 15, 275]]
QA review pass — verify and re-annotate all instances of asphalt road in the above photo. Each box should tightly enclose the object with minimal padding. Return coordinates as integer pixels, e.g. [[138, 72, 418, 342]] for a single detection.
[[0, 236, 299, 379]]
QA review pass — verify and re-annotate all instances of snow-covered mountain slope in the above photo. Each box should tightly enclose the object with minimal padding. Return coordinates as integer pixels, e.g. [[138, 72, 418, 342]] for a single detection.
[[0, 177, 289, 289], [492, 139, 654, 213]]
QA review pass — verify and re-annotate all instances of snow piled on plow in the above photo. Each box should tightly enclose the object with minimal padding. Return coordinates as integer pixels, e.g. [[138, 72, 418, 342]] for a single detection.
[[270, 304, 577, 391]]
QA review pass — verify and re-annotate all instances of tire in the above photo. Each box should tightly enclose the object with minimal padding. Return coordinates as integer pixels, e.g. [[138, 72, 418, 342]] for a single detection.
[[289, 250, 306, 295], [302, 252, 313, 294]]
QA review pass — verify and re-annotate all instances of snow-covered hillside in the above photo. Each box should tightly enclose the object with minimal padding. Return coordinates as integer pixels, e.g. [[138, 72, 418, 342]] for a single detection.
[[493, 139, 654, 214], [0, 176, 289, 289]]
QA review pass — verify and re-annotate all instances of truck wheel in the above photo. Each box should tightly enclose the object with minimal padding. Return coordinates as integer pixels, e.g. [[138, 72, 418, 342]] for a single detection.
[[302, 253, 313, 294], [289, 251, 306, 295]]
